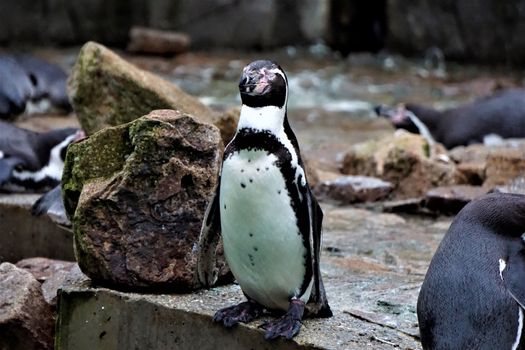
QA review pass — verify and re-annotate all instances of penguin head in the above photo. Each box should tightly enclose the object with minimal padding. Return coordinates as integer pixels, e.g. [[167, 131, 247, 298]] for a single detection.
[[374, 104, 420, 134], [239, 60, 288, 109]]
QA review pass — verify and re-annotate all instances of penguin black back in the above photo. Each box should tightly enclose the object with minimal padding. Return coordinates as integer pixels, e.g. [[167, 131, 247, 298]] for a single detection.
[[418, 193, 525, 350]]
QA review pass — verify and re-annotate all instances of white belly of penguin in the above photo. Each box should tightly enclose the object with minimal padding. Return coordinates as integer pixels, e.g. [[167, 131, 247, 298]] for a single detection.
[[220, 149, 311, 311]]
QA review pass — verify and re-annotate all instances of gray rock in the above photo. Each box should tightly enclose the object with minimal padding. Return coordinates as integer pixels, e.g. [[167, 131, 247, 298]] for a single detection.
[[424, 185, 488, 215], [127, 26, 191, 55], [315, 175, 393, 204], [62, 109, 231, 291], [0, 263, 54, 350], [15, 257, 76, 283]]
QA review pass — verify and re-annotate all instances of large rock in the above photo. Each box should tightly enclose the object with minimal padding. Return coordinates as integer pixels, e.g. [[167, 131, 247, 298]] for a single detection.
[[62, 109, 231, 291], [0, 263, 54, 350], [68, 41, 234, 142], [340, 130, 465, 199]]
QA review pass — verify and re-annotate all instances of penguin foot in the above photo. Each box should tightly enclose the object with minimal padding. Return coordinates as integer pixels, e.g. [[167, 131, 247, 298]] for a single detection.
[[213, 300, 264, 328], [261, 299, 305, 340]]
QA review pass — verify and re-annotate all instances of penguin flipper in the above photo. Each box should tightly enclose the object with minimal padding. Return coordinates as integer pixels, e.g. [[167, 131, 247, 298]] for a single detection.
[[197, 183, 222, 287], [306, 189, 332, 318], [503, 248, 525, 309]]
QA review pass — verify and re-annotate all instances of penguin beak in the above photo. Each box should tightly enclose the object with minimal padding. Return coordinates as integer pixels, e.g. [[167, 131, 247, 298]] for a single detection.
[[239, 70, 270, 96]]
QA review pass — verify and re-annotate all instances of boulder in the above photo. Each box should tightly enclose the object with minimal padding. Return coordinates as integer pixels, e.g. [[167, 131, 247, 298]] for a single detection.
[[340, 130, 465, 199], [127, 26, 190, 55], [0, 263, 54, 350], [68, 41, 235, 142], [424, 185, 488, 215], [315, 174, 393, 204], [484, 147, 525, 188], [62, 109, 231, 291]]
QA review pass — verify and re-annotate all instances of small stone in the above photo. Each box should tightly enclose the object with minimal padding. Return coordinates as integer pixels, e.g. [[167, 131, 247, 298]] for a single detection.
[[15, 257, 76, 283], [127, 26, 190, 55], [0, 263, 54, 350], [424, 185, 488, 215], [315, 175, 393, 204]]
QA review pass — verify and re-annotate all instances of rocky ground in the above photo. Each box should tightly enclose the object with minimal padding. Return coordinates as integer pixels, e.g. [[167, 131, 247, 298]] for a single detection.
[[1, 44, 525, 349]]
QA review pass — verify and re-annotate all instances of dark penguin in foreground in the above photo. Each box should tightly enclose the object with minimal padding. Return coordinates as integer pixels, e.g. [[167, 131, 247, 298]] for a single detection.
[[198, 60, 332, 340], [0, 121, 80, 192], [375, 89, 525, 149], [418, 192, 525, 350]]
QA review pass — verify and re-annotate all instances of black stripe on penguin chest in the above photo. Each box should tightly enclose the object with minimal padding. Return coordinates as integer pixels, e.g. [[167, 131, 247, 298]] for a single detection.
[[224, 128, 313, 296]]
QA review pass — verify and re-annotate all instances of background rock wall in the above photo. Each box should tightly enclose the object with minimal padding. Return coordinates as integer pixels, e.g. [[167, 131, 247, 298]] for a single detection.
[[1, 0, 524, 65]]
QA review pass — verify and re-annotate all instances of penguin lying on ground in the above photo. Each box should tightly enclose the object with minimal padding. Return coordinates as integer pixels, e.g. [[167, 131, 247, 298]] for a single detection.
[[198, 60, 332, 340], [0, 54, 71, 119], [417, 192, 525, 349], [0, 121, 81, 192], [375, 89, 525, 149], [0, 55, 34, 118]]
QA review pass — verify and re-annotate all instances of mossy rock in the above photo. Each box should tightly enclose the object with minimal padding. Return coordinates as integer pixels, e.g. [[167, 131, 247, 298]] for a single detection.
[[68, 41, 237, 142], [62, 109, 231, 291]]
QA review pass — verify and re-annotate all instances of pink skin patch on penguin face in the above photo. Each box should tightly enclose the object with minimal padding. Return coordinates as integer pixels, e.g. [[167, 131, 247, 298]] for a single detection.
[[391, 105, 409, 124]]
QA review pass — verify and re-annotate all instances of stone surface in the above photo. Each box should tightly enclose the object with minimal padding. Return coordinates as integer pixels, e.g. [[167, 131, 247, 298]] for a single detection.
[[56, 205, 450, 350], [62, 109, 230, 291], [492, 176, 525, 195], [127, 26, 190, 55], [68, 41, 228, 136], [424, 185, 488, 215], [484, 147, 525, 188], [0, 194, 74, 262], [315, 174, 393, 204], [15, 257, 76, 283], [0, 263, 54, 350], [340, 130, 465, 199], [449, 144, 490, 185], [42, 264, 87, 308]]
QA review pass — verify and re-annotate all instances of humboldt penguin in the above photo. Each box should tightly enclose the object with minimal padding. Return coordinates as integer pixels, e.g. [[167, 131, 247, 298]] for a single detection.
[[375, 89, 525, 149], [197, 60, 332, 340], [0, 121, 80, 192], [418, 192, 525, 349]]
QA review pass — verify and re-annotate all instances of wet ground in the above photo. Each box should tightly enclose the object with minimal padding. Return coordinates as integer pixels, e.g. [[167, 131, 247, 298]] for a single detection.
[[15, 45, 525, 348]]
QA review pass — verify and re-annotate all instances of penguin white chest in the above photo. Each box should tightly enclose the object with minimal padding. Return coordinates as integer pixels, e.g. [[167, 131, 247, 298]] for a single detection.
[[219, 149, 309, 310]]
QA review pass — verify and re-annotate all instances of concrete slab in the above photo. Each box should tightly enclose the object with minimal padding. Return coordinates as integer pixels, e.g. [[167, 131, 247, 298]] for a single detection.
[[0, 194, 74, 262], [56, 206, 451, 350]]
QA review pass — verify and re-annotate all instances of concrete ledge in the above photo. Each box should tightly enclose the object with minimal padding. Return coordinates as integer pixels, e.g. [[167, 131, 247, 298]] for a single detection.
[[0, 194, 74, 262], [56, 280, 420, 350], [55, 206, 450, 349]]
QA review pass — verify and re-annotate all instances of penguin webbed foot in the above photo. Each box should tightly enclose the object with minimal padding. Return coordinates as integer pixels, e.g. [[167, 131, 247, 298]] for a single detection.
[[213, 300, 264, 328], [261, 299, 305, 340]]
